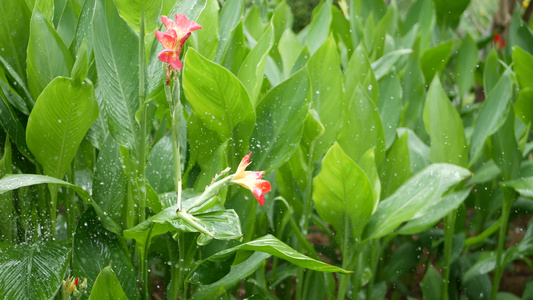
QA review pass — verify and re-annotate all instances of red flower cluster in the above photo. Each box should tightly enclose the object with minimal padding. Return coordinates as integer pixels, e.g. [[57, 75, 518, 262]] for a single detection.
[[155, 14, 201, 70], [494, 33, 506, 50]]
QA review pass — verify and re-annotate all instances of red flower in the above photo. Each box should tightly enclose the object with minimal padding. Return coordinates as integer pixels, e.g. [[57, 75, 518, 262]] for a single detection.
[[494, 33, 506, 50], [232, 152, 271, 206], [155, 14, 201, 70]]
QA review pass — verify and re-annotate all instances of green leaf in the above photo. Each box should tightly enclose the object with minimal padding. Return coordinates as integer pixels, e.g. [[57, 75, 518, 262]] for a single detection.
[[501, 177, 533, 199], [421, 265, 442, 300], [188, 0, 219, 60], [378, 73, 402, 149], [56, 0, 78, 48], [363, 163, 470, 240], [469, 69, 511, 165], [26, 77, 98, 179], [0, 0, 31, 78], [0, 174, 121, 234], [0, 88, 32, 159], [26, 9, 74, 99], [344, 44, 378, 105], [168, 0, 207, 21], [250, 68, 310, 174], [73, 0, 96, 61], [0, 138, 15, 243], [214, 0, 242, 63], [423, 76, 468, 167], [398, 189, 470, 235], [305, 0, 332, 55], [307, 36, 344, 160], [338, 86, 386, 165], [183, 48, 255, 159], [238, 24, 274, 104], [372, 49, 413, 80], [72, 209, 139, 299], [420, 40, 453, 83], [401, 50, 426, 128], [114, 0, 162, 33], [491, 109, 521, 180], [515, 88, 533, 126], [313, 143, 374, 238], [71, 39, 89, 85], [433, 0, 470, 29], [278, 29, 303, 79], [0, 241, 70, 300], [190, 252, 271, 299], [88, 266, 128, 300], [513, 46, 533, 89], [380, 132, 411, 198], [93, 0, 139, 149], [146, 135, 175, 194], [455, 34, 478, 96], [484, 49, 500, 94], [396, 128, 431, 175], [93, 135, 127, 227]]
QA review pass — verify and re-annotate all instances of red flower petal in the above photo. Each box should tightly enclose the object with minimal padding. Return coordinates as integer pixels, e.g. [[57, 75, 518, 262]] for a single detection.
[[251, 186, 266, 205], [161, 15, 175, 29]]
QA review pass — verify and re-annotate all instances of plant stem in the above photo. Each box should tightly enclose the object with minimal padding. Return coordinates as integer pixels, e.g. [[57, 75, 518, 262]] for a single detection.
[[178, 232, 186, 300], [172, 79, 183, 208], [442, 210, 457, 300], [491, 189, 515, 300], [137, 8, 147, 224], [337, 214, 353, 300], [66, 162, 76, 237]]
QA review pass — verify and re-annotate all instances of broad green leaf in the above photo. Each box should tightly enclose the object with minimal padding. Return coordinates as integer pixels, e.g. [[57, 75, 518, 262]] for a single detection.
[[72, 209, 139, 299], [0, 0, 31, 78], [188, 0, 219, 60], [305, 0, 332, 55], [484, 49, 500, 94], [383, 242, 419, 281], [71, 39, 89, 86], [168, 0, 207, 21], [420, 40, 452, 82], [433, 0, 470, 29], [378, 73, 402, 149], [402, 0, 433, 34], [220, 21, 246, 74], [371, 49, 413, 80], [380, 133, 411, 199], [357, 148, 381, 212], [73, 0, 96, 60], [338, 86, 386, 165], [146, 135, 175, 194], [88, 266, 128, 300], [350, 0, 387, 23], [501, 177, 533, 199], [183, 48, 255, 161], [56, 0, 78, 47], [313, 143, 374, 239], [238, 24, 274, 104], [193, 234, 351, 274], [0, 88, 32, 159], [491, 110, 520, 180], [250, 68, 309, 174], [278, 29, 303, 79], [423, 76, 468, 167], [214, 0, 242, 63], [398, 189, 470, 235], [515, 88, 533, 126], [396, 128, 431, 175], [0, 138, 15, 243], [401, 49, 426, 128], [455, 34, 478, 96], [190, 252, 271, 299], [513, 46, 533, 89], [93, 135, 127, 227], [469, 70, 511, 165], [243, 5, 267, 43], [0, 174, 121, 234], [93, 0, 139, 149], [26, 9, 74, 99], [26, 77, 98, 179], [307, 36, 344, 160], [114, 0, 162, 33], [344, 44, 379, 105], [0, 241, 70, 300], [0, 56, 34, 112], [187, 114, 224, 168], [371, 4, 397, 59], [363, 163, 470, 240], [421, 265, 442, 300], [330, 6, 353, 58]]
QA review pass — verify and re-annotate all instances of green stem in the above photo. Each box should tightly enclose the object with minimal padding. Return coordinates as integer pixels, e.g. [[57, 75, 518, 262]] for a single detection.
[[66, 163, 76, 237], [137, 5, 147, 224], [491, 190, 515, 300], [178, 232, 186, 300], [442, 210, 457, 300], [337, 214, 353, 300]]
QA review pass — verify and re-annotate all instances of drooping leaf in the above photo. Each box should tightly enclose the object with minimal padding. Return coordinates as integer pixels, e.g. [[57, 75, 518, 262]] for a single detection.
[[250, 68, 310, 174], [0, 241, 70, 300], [93, 0, 139, 149], [26, 9, 74, 99], [0, 174, 121, 234], [72, 209, 139, 299], [501, 177, 533, 199], [423, 76, 468, 167], [313, 143, 374, 239], [371, 49, 413, 80], [26, 77, 98, 179], [363, 163, 470, 240]]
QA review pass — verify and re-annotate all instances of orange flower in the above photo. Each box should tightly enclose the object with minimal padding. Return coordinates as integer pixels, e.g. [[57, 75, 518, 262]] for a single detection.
[[232, 152, 271, 206], [155, 14, 201, 70]]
